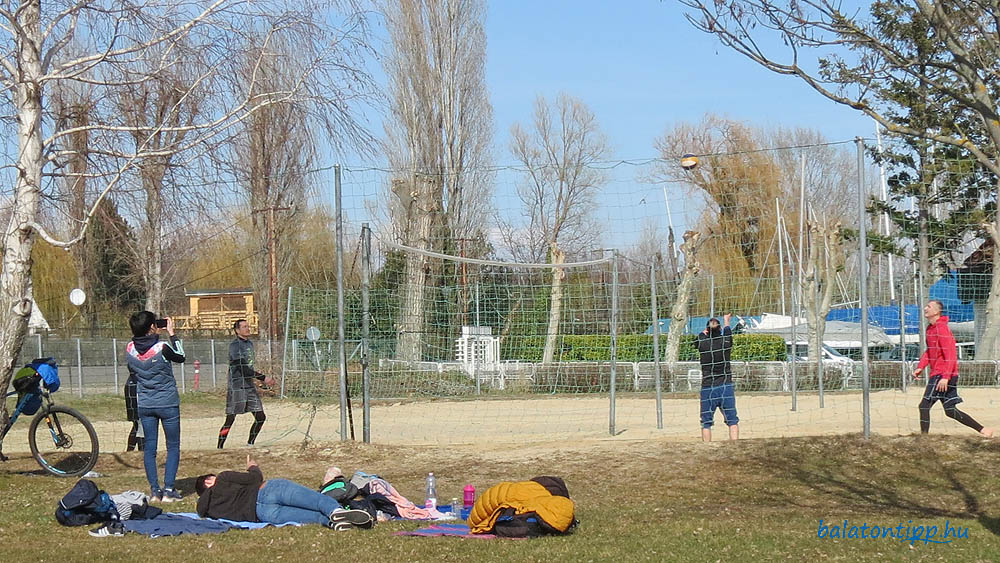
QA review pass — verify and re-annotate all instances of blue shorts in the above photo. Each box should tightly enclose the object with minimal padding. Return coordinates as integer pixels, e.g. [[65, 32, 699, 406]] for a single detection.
[[700, 383, 739, 429]]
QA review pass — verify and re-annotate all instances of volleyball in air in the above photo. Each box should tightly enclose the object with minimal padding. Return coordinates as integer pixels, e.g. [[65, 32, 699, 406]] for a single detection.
[[680, 153, 699, 170]]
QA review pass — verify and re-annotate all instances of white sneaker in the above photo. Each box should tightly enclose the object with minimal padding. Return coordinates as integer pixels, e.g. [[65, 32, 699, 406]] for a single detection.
[[89, 522, 125, 537], [328, 508, 374, 530], [160, 488, 182, 502]]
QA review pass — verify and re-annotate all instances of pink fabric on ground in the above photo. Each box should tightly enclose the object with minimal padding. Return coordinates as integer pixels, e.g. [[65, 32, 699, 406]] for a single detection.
[[367, 477, 445, 520]]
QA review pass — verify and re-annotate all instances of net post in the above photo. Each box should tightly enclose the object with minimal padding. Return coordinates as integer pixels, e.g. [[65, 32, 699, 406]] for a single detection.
[[281, 286, 292, 399], [900, 280, 907, 392], [790, 279, 798, 412], [210, 339, 217, 389], [335, 164, 349, 440], [362, 223, 372, 443], [651, 262, 663, 429], [76, 337, 83, 397], [857, 137, 872, 439], [113, 338, 119, 395], [609, 250, 619, 436]]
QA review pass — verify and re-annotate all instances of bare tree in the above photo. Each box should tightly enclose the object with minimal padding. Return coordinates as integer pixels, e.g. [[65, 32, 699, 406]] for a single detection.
[[679, 0, 1000, 356], [654, 114, 858, 314], [382, 0, 494, 361], [510, 93, 610, 364], [112, 43, 207, 312], [0, 0, 376, 422], [234, 39, 315, 347], [627, 218, 667, 266], [51, 83, 96, 323]]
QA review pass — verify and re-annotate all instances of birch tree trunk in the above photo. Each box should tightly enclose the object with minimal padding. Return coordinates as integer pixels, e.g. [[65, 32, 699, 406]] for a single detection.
[[541, 242, 566, 364], [0, 0, 43, 423]]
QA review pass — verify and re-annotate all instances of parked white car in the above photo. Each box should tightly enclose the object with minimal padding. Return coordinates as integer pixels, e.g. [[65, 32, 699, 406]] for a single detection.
[[787, 344, 854, 365]]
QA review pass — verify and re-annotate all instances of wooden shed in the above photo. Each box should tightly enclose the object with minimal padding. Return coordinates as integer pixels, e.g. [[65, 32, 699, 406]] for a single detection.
[[173, 289, 258, 333]]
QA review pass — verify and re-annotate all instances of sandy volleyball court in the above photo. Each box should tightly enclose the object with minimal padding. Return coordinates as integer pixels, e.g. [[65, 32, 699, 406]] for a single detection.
[[9, 388, 1000, 454]]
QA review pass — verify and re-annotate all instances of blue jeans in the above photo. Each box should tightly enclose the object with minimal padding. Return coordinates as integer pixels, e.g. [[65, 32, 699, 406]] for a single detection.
[[138, 406, 180, 491], [256, 479, 342, 525], [700, 383, 739, 429]]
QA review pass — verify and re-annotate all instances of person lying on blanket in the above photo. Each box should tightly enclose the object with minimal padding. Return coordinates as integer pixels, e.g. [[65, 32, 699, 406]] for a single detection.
[[194, 455, 374, 531]]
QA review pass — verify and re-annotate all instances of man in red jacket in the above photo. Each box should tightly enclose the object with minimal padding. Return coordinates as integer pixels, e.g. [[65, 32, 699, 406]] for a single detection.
[[912, 300, 993, 437]]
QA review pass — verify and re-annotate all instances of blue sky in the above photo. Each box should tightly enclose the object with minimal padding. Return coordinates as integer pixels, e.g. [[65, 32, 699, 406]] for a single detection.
[[341, 1, 877, 249], [484, 1, 872, 162]]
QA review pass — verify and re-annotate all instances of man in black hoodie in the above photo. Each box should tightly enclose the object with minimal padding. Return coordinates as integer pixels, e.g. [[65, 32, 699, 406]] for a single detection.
[[695, 314, 739, 442]]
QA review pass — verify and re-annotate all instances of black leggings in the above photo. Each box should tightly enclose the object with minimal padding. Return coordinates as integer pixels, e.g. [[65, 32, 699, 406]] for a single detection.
[[217, 411, 267, 448], [918, 399, 984, 434]]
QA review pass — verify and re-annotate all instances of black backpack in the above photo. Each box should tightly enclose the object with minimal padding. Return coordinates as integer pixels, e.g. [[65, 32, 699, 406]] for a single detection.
[[55, 479, 118, 526]]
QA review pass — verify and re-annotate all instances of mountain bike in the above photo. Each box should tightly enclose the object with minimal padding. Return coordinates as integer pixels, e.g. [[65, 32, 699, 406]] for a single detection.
[[0, 362, 99, 477]]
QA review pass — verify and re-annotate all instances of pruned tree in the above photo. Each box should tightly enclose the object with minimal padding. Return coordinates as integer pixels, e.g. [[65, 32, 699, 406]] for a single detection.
[[802, 217, 845, 373], [666, 230, 708, 364], [382, 0, 494, 361], [679, 0, 1000, 357], [509, 93, 610, 364], [0, 0, 376, 422]]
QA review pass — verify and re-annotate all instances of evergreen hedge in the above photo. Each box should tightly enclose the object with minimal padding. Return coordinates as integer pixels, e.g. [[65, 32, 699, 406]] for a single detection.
[[503, 333, 786, 362]]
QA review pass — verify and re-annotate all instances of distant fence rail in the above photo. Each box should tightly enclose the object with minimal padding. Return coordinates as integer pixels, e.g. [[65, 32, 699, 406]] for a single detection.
[[11, 336, 1000, 399]]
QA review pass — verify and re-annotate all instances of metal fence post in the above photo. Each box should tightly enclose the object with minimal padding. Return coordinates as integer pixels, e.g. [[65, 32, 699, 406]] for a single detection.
[[857, 137, 872, 439], [790, 279, 798, 412], [609, 251, 619, 436], [335, 164, 350, 440], [36, 333, 42, 357], [361, 223, 372, 443], [211, 339, 217, 389], [651, 263, 663, 429], [179, 342, 186, 393], [76, 338, 83, 397], [280, 287, 292, 398], [900, 286, 907, 392], [113, 338, 119, 394]]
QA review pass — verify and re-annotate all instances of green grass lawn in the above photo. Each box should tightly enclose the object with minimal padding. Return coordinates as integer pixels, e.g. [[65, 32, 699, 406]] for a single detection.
[[2, 434, 999, 562]]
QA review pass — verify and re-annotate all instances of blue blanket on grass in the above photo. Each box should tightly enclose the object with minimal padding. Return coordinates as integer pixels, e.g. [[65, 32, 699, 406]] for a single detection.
[[122, 512, 301, 538]]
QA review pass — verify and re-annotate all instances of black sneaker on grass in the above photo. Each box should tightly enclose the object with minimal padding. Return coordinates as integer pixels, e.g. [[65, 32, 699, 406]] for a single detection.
[[328, 508, 374, 530], [161, 488, 182, 502], [89, 522, 125, 537]]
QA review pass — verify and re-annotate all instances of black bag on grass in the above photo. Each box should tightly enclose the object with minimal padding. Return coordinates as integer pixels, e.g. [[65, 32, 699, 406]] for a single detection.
[[491, 507, 577, 538], [55, 479, 118, 526]]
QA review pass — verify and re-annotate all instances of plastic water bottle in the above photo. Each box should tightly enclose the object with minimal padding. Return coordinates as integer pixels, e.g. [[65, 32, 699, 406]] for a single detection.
[[463, 483, 475, 517], [425, 472, 437, 509], [463, 483, 475, 508]]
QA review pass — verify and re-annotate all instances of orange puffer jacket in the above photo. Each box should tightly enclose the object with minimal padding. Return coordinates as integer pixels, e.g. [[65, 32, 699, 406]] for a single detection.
[[467, 480, 575, 534]]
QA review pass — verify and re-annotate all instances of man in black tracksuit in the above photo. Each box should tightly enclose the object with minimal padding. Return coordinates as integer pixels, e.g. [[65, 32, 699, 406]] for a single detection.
[[695, 314, 740, 442]]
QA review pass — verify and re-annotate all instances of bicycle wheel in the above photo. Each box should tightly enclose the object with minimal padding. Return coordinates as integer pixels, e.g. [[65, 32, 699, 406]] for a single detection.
[[28, 406, 99, 477]]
